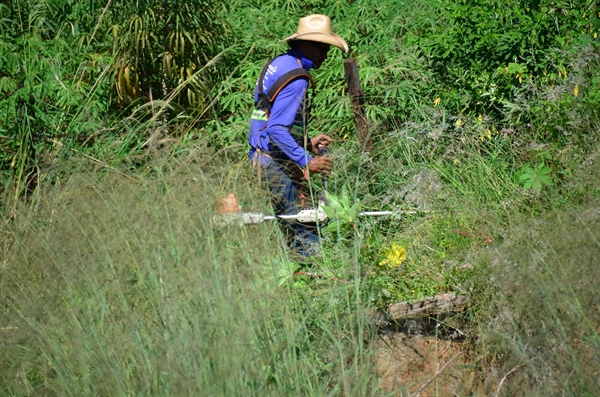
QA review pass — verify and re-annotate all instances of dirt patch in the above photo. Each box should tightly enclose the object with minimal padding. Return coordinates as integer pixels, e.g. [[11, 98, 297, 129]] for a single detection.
[[373, 330, 479, 396]]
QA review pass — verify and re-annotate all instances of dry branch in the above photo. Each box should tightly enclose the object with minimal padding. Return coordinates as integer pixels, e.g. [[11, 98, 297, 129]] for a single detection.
[[412, 351, 465, 397]]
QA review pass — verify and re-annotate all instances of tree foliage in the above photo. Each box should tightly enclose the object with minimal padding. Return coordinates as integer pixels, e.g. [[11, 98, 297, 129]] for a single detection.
[[109, 0, 229, 107], [0, 0, 230, 198]]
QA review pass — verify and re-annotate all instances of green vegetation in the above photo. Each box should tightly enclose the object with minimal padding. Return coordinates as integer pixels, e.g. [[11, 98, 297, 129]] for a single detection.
[[2, 0, 599, 395]]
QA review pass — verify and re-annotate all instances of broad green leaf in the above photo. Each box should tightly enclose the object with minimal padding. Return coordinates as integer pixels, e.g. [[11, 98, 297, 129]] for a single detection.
[[539, 174, 553, 187]]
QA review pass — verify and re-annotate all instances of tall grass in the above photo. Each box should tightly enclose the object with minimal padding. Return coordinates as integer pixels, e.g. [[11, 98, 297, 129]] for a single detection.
[[0, 149, 379, 396], [2, 102, 599, 396], [469, 150, 600, 396]]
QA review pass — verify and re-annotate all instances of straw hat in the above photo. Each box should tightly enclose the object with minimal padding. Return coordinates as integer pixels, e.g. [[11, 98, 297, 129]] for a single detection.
[[284, 14, 349, 53]]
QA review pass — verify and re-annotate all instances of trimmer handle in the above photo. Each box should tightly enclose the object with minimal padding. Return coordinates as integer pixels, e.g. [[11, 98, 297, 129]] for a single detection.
[[317, 146, 330, 157], [316, 145, 330, 191]]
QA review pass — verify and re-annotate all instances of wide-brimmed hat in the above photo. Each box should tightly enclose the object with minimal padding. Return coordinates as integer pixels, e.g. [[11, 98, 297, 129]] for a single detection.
[[284, 14, 349, 53]]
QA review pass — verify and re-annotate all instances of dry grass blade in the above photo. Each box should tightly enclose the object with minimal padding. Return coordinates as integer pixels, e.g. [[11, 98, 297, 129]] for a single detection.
[[144, 49, 229, 126], [51, 139, 141, 183], [412, 351, 465, 397], [493, 357, 537, 397], [185, 44, 255, 133], [84, 0, 113, 52]]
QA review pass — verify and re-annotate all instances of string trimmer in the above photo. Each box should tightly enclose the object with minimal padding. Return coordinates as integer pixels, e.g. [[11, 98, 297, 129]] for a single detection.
[[214, 204, 394, 227], [214, 145, 394, 227]]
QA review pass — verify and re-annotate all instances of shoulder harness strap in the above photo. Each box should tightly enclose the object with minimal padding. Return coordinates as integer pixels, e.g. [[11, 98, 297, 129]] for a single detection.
[[255, 57, 315, 112]]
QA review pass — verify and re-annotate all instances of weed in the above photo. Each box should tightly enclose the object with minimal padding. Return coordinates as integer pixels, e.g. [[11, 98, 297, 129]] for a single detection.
[[519, 163, 553, 193]]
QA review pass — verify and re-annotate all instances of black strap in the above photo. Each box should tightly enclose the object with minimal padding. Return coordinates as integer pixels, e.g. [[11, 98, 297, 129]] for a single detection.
[[255, 57, 315, 112]]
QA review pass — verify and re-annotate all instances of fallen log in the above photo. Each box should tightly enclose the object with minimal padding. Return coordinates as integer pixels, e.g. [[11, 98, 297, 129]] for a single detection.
[[367, 293, 469, 325], [388, 293, 468, 320]]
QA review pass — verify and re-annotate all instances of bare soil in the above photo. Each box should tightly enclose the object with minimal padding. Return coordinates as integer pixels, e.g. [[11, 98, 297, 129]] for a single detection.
[[373, 325, 481, 396]]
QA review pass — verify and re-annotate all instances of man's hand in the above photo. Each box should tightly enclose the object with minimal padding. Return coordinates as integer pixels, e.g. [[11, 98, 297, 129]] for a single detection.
[[309, 134, 333, 154], [307, 155, 333, 175]]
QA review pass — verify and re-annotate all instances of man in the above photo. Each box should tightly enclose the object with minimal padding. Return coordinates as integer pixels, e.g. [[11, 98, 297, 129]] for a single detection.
[[248, 14, 348, 257]]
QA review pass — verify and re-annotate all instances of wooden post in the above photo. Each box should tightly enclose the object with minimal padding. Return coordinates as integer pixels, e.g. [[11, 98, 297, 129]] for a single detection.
[[344, 58, 371, 152]]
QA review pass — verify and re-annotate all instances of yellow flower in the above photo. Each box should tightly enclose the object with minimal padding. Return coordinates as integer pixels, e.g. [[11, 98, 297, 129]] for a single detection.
[[455, 119, 462, 128], [515, 72, 522, 83], [487, 129, 492, 140], [594, 32, 598, 39], [379, 243, 407, 268], [574, 85, 579, 97], [478, 114, 483, 123], [434, 97, 441, 106]]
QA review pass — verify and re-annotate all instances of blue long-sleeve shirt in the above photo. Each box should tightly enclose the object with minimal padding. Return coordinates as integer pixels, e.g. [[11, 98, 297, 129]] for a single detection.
[[248, 50, 314, 168]]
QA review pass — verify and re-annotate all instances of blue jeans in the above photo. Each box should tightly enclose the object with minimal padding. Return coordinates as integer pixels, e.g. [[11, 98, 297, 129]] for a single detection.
[[262, 161, 320, 257]]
